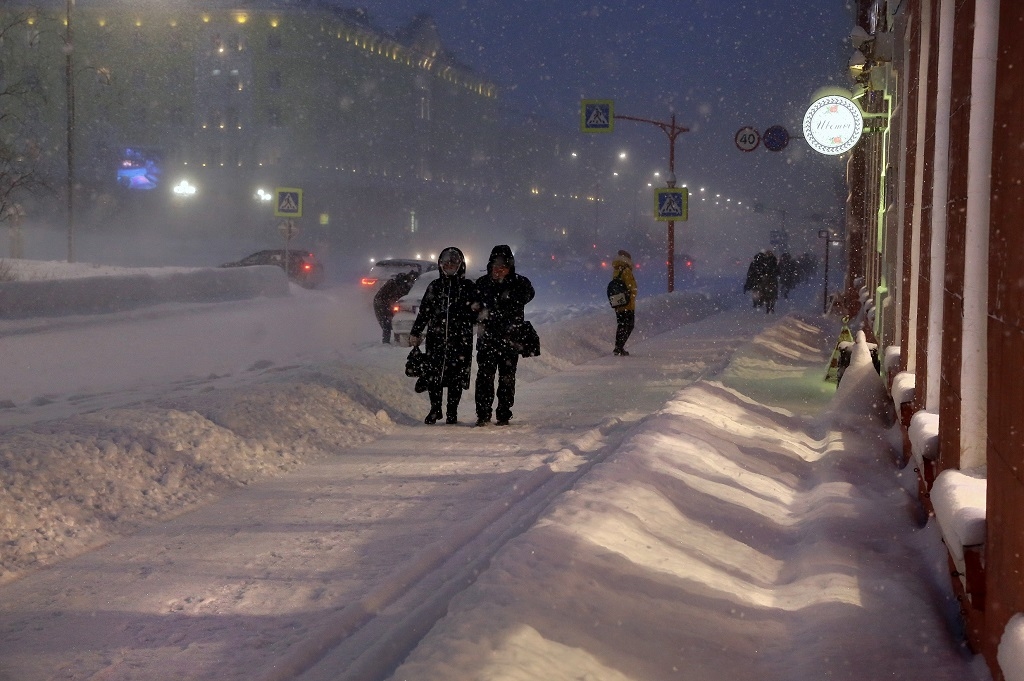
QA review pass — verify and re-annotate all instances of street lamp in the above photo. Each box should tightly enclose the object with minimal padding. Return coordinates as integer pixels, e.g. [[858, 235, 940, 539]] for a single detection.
[[818, 229, 832, 313]]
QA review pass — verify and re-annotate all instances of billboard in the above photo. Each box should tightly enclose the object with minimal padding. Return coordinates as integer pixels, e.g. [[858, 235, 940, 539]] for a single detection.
[[116, 147, 163, 190]]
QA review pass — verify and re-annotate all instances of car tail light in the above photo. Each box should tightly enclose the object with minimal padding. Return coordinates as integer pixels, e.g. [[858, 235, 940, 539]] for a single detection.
[[392, 304, 401, 313], [361, 277, 377, 286], [685, 260, 693, 268], [303, 263, 312, 271]]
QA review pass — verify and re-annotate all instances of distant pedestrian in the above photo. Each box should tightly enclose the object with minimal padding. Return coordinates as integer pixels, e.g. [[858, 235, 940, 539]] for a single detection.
[[474, 245, 535, 426], [611, 249, 638, 356], [743, 250, 779, 313], [409, 247, 481, 424], [373, 272, 417, 344], [778, 252, 798, 300]]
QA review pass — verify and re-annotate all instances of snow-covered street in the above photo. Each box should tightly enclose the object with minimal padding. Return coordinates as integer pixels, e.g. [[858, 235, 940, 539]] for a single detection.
[[0, 267, 989, 680]]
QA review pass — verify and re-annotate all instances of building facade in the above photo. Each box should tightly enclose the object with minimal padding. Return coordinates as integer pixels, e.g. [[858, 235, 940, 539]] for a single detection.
[[845, 1, 1023, 677], [0, 1, 574, 258]]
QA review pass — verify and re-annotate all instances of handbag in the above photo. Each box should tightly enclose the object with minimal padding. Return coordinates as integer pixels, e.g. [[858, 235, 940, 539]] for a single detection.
[[517, 321, 541, 358], [607, 277, 631, 308], [405, 346, 429, 377]]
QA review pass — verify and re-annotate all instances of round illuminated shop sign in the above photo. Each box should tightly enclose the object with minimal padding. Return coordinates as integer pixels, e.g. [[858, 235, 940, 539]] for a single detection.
[[802, 95, 864, 155]]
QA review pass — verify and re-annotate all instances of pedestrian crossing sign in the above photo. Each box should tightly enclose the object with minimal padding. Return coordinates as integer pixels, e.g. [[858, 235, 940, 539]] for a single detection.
[[274, 187, 303, 218], [655, 187, 688, 221], [581, 99, 614, 133]]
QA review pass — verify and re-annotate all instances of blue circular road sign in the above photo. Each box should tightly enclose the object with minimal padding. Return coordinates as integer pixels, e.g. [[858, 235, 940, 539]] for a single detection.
[[763, 125, 790, 152]]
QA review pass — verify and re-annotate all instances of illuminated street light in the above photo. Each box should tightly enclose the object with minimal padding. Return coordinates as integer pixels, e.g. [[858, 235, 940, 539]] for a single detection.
[[173, 179, 197, 196], [255, 188, 273, 202]]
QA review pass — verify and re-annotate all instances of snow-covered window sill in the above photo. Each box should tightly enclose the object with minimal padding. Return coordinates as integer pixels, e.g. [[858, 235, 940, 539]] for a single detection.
[[908, 410, 939, 470], [891, 371, 915, 406], [998, 613, 1024, 681], [931, 468, 987, 599]]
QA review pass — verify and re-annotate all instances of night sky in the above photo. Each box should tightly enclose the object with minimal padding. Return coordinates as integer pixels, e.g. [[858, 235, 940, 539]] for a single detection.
[[349, 0, 857, 260]]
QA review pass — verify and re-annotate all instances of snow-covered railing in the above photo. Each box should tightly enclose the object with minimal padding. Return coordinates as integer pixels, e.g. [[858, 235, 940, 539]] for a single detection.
[[999, 613, 1024, 681], [931, 468, 987, 614]]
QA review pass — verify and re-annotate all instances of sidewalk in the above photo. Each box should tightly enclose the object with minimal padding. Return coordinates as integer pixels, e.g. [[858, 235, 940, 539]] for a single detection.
[[376, 310, 991, 681]]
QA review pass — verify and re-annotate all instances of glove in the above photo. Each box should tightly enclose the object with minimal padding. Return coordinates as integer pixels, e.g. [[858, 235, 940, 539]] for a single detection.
[[478, 308, 490, 320], [409, 335, 421, 347]]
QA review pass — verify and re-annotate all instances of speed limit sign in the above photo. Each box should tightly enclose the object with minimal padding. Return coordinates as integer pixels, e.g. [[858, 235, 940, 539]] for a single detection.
[[735, 126, 761, 152]]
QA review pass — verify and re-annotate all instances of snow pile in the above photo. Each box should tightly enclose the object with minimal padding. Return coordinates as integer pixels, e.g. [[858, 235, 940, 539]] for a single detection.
[[0, 291, 721, 585], [0, 259, 288, 318], [827, 330, 895, 427], [386, 312, 984, 681]]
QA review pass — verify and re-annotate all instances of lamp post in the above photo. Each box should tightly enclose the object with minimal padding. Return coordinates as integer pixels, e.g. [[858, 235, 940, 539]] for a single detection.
[[818, 228, 831, 313]]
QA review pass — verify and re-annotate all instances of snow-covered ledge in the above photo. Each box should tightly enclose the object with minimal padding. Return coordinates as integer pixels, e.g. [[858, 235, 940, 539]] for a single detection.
[[908, 410, 939, 470], [999, 613, 1024, 681], [931, 468, 987, 592], [884, 346, 901, 374], [892, 371, 916, 407]]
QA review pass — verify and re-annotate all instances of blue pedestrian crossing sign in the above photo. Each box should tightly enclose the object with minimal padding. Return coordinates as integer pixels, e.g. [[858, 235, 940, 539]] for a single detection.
[[274, 187, 303, 218], [581, 99, 614, 133], [655, 187, 688, 221]]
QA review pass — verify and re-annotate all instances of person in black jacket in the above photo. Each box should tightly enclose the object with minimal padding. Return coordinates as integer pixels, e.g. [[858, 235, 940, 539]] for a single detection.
[[474, 245, 535, 426], [409, 247, 481, 424], [373, 272, 417, 344]]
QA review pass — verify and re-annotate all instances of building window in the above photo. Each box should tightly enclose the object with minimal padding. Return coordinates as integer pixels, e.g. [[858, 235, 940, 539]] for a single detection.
[[26, 29, 40, 48], [267, 32, 281, 51], [269, 70, 282, 91], [420, 96, 431, 121], [267, 107, 282, 128]]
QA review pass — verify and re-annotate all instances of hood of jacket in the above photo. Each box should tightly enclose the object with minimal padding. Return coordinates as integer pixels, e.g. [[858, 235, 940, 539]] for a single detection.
[[486, 244, 516, 276], [437, 246, 467, 278]]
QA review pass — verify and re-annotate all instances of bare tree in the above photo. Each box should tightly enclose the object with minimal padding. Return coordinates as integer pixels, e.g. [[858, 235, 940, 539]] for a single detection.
[[0, 12, 48, 229]]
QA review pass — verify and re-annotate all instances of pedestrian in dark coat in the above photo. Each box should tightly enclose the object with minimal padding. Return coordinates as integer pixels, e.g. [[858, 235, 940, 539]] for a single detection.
[[778, 252, 798, 299], [373, 272, 417, 344], [743, 250, 780, 313], [409, 247, 481, 424], [474, 245, 535, 426]]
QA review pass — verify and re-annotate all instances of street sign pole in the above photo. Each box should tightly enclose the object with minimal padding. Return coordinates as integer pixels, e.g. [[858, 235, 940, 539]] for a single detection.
[[580, 103, 690, 292], [615, 112, 689, 292]]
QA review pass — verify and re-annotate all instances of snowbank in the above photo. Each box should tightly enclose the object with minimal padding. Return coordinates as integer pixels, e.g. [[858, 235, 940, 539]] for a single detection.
[[0, 260, 289, 318]]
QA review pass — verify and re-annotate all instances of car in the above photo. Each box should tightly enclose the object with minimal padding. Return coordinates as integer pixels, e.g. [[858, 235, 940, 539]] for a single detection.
[[390, 269, 440, 346], [674, 253, 696, 285], [360, 258, 438, 296], [220, 249, 325, 289]]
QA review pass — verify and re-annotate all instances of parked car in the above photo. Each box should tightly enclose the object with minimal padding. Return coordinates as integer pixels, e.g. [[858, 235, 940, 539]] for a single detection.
[[360, 258, 438, 296], [390, 270, 440, 346], [220, 249, 325, 289]]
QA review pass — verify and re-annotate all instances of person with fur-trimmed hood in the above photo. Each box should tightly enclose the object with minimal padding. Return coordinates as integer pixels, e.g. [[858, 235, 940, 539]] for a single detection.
[[409, 247, 481, 424], [611, 249, 638, 356], [474, 245, 535, 426]]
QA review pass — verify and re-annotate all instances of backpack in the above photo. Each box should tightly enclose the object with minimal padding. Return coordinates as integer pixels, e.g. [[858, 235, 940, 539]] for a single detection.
[[607, 277, 631, 308]]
